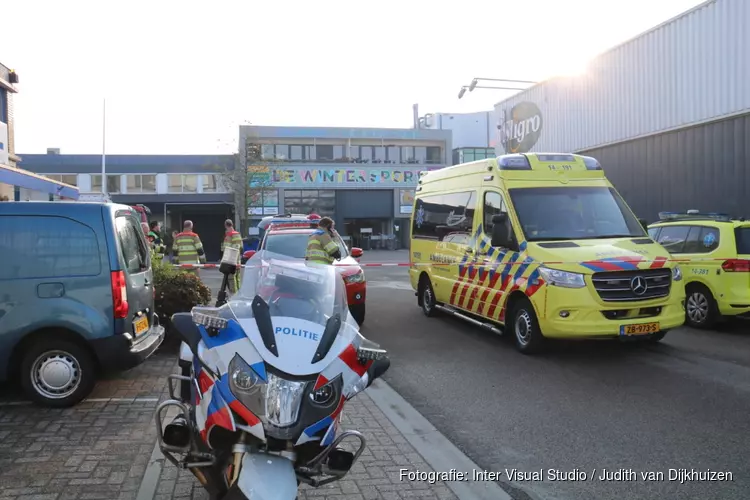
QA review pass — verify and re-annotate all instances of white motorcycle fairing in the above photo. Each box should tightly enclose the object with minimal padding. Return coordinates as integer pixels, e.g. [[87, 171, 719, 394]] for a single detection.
[[234, 454, 298, 500]]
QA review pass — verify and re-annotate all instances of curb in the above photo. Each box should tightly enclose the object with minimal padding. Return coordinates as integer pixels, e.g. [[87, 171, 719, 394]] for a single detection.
[[367, 379, 512, 500]]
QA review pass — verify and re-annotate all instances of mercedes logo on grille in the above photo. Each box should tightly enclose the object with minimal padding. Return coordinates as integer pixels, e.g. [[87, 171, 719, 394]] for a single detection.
[[630, 276, 648, 296]]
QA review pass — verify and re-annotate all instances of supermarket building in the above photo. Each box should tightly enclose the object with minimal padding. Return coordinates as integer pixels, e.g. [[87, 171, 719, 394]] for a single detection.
[[494, 0, 750, 221]]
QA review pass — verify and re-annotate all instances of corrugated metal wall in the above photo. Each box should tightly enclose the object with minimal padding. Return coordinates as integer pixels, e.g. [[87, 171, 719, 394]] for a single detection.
[[494, 0, 750, 154], [580, 112, 750, 222]]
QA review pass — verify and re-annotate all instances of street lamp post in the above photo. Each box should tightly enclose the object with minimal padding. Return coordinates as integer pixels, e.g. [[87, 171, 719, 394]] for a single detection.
[[458, 77, 537, 99]]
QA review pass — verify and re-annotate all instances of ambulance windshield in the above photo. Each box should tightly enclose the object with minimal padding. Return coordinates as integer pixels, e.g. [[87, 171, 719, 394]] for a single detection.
[[509, 186, 646, 242]]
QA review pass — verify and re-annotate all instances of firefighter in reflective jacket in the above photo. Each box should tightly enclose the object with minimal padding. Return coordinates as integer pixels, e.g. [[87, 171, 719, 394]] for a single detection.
[[221, 219, 243, 293], [147, 221, 166, 260], [173, 220, 206, 276], [305, 217, 341, 264]]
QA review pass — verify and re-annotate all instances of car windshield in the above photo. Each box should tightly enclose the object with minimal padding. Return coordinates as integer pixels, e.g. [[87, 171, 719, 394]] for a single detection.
[[263, 232, 349, 259], [508, 186, 646, 242], [736, 227, 750, 254]]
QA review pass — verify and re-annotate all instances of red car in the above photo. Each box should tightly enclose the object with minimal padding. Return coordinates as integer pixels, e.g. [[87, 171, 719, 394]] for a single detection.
[[244, 215, 367, 325]]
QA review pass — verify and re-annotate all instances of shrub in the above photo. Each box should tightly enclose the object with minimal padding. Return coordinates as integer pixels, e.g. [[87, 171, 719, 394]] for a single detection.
[[152, 258, 212, 336]]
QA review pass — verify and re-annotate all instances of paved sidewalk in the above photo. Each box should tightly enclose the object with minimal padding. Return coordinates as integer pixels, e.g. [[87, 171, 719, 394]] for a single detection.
[[0, 350, 177, 500], [152, 390, 459, 500]]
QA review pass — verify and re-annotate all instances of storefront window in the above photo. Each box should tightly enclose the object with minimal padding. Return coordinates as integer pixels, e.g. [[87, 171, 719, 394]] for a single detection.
[[202, 174, 220, 192], [386, 146, 400, 164], [401, 146, 415, 163], [283, 189, 335, 217], [373, 146, 386, 163], [349, 145, 360, 160], [261, 145, 274, 160], [399, 189, 415, 214], [46, 174, 78, 186], [126, 174, 156, 193], [91, 174, 121, 193], [167, 174, 198, 193], [274, 145, 289, 160], [290, 145, 303, 160], [426, 146, 442, 164], [248, 188, 279, 216]]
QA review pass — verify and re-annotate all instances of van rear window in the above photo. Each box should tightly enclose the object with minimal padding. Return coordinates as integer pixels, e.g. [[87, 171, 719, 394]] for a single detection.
[[0, 215, 101, 280], [735, 228, 750, 254]]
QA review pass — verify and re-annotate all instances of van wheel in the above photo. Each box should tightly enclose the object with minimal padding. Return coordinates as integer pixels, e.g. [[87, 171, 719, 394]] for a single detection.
[[20, 339, 97, 408], [685, 284, 719, 329], [419, 278, 439, 317], [509, 298, 544, 354]]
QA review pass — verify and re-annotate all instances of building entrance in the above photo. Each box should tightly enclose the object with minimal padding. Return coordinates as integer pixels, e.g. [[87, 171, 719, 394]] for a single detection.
[[343, 218, 393, 250]]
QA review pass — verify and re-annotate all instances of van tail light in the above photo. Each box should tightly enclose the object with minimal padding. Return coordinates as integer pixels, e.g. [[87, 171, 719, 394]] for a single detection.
[[111, 271, 129, 318], [721, 259, 750, 272]]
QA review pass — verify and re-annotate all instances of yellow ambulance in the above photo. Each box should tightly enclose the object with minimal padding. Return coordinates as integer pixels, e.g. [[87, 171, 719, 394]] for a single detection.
[[409, 153, 686, 354]]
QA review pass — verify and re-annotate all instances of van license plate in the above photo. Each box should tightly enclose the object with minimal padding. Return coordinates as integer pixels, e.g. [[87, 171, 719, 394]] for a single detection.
[[134, 316, 149, 336], [620, 322, 660, 336]]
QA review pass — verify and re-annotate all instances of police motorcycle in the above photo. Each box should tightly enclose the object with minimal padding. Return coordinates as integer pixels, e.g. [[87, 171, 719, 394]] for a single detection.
[[155, 247, 390, 500]]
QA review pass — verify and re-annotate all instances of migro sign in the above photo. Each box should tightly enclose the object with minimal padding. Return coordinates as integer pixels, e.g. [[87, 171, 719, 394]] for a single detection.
[[498, 101, 543, 154]]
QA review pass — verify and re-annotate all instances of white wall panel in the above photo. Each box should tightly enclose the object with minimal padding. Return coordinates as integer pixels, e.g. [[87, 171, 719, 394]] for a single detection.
[[494, 0, 750, 154]]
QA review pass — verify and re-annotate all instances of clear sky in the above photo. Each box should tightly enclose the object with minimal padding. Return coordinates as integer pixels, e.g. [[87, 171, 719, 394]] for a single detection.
[[5, 0, 705, 155]]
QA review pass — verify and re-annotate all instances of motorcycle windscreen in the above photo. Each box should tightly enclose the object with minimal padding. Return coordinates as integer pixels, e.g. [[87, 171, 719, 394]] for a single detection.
[[228, 250, 360, 376]]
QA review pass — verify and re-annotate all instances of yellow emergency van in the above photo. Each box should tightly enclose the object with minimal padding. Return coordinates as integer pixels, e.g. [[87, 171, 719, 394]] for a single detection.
[[409, 153, 686, 354]]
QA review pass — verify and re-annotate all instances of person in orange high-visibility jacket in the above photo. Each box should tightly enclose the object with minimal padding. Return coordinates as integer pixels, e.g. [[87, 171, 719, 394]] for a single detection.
[[173, 220, 206, 277], [221, 219, 243, 293]]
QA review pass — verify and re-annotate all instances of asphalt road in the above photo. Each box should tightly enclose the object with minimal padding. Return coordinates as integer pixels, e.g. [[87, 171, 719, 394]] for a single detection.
[[361, 266, 750, 500], [201, 265, 750, 500]]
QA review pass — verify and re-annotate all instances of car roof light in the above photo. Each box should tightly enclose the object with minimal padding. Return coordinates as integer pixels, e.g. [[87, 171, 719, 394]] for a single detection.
[[658, 211, 732, 222]]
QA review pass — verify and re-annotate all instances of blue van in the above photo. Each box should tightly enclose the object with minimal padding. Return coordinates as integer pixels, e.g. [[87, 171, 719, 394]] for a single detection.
[[0, 202, 165, 407]]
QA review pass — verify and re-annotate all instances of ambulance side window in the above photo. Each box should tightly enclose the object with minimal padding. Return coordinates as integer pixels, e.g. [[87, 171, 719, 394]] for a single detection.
[[484, 191, 507, 233], [412, 191, 477, 241]]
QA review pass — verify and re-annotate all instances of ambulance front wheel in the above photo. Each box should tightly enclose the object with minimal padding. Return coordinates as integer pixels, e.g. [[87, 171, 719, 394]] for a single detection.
[[508, 297, 544, 354], [419, 276, 439, 317]]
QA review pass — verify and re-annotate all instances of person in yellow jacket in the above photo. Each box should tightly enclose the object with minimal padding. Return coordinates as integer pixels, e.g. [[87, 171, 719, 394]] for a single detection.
[[173, 220, 206, 277], [221, 219, 243, 293], [305, 217, 342, 264], [147, 221, 166, 261]]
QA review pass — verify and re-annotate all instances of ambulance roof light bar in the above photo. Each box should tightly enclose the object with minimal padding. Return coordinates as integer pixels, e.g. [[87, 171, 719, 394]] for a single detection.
[[580, 155, 603, 170], [497, 154, 532, 170], [658, 211, 733, 222]]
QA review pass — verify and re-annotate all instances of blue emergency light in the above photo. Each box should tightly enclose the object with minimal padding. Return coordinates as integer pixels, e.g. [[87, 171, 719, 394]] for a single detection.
[[658, 211, 732, 222]]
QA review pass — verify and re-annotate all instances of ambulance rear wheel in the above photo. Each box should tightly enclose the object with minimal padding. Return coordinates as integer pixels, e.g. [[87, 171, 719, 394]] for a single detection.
[[509, 297, 544, 354], [419, 277, 438, 317]]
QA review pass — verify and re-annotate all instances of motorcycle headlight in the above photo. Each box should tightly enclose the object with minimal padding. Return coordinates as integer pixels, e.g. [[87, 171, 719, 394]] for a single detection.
[[228, 355, 307, 428], [538, 267, 586, 288], [672, 265, 682, 282]]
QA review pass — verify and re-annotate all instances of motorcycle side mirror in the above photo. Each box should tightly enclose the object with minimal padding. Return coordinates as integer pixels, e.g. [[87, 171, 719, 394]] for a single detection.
[[311, 314, 342, 363], [243, 250, 256, 260], [351, 247, 363, 258]]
